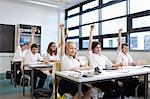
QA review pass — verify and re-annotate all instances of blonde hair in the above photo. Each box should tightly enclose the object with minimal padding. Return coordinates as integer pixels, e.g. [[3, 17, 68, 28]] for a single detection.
[[65, 41, 76, 58]]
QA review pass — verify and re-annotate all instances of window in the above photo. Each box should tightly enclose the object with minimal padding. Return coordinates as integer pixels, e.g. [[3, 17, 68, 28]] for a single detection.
[[67, 39, 79, 50], [68, 7, 80, 16], [82, 40, 89, 49], [82, 0, 99, 11], [130, 31, 150, 50], [103, 37, 126, 48], [67, 16, 79, 28], [65, 0, 149, 50], [102, 17, 127, 34], [68, 29, 79, 37], [130, 0, 150, 14], [132, 15, 150, 29], [103, 0, 115, 4], [102, 1, 126, 20], [82, 10, 99, 25], [82, 23, 99, 37], [82, 39, 99, 49]]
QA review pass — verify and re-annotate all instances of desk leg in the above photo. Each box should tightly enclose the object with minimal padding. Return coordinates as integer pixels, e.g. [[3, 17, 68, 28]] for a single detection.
[[31, 68, 34, 99], [78, 84, 82, 99], [23, 71, 25, 96], [10, 61, 13, 83], [14, 63, 16, 87], [55, 74, 57, 99], [144, 74, 148, 99]]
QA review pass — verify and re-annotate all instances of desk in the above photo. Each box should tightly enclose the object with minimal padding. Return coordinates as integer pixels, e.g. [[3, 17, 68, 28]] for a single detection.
[[24, 63, 53, 99], [11, 61, 21, 87], [55, 66, 150, 99]]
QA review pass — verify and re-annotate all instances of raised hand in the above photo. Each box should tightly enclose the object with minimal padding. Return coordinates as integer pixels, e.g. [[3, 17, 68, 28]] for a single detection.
[[32, 27, 37, 34], [59, 24, 64, 29], [119, 28, 123, 32]]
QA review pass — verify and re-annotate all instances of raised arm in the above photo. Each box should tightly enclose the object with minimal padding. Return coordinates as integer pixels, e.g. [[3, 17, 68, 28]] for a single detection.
[[88, 24, 94, 51], [27, 27, 36, 49], [118, 28, 123, 51], [58, 28, 68, 48], [60, 24, 65, 56]]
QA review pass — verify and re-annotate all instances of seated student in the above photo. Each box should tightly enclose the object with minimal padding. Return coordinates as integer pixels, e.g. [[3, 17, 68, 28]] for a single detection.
[[116, 29, 139, 97], [13, 43, 28, 61], [23, 43, 48, 89], [12, 27, 36, 84], [88, 24, 124, 99], [21, 27, 48, 89], [116, 28, 136, 66], [58, 24, 92, 99], [46, 42, 60, 62]]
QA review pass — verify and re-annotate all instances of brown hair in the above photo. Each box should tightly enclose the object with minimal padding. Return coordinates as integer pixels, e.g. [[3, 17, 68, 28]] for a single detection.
[[122, 43, 128, 49], [47, 42, 57, 56]]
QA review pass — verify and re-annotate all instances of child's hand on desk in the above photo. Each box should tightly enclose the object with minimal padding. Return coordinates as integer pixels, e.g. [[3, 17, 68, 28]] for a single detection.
[[132, 62, 136, 66], [41, 60, 49, 64]]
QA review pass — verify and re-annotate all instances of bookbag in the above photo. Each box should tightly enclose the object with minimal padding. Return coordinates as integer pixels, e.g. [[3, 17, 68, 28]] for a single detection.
[[137, 81, 144, 97], [33, 82, 53, 98]]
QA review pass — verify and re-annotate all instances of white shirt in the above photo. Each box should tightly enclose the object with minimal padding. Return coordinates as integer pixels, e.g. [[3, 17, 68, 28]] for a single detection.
[[61, 54, 80, 71], [13, 45, 27, 61], [116, 50, 134, 66], [46, 53, 60, 62], [88, 51, 113, 70], [24, 49, 43, 70]]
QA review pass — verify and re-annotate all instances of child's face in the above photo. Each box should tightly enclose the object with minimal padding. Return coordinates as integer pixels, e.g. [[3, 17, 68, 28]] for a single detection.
[[50, 43, 57, 51], [122, 45, 128, 54], [21, 45, 28, 51], [31, 47, 38, 55], [66, 43, 77, 57], [93, 44, 101, 54]]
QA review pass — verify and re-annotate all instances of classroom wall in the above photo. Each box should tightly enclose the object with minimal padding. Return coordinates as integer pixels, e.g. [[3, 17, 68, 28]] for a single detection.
[[0, 0, 63, 73], [78, 50, 150, 65]]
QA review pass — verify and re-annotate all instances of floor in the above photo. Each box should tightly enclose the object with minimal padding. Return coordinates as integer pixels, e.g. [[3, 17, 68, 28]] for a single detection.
[[0, 78, 150, 99]]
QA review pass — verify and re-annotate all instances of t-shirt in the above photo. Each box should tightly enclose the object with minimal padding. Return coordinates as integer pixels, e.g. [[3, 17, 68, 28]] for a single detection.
[[13, 45, 27, 61], [24, 49, 43, 70], [61, 54, 80, 71], [116, 50, 134, 66], [88, 51, 113, 70], [46, 53, 60, 62]]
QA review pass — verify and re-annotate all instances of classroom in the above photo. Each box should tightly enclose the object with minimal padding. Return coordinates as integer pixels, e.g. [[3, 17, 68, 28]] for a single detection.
[[0, 0, 150, 99]]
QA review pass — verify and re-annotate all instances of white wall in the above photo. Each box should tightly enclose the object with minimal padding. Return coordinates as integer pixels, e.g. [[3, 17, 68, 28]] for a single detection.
[[0, 0, 64, 73], [78, 50, 150, 64]]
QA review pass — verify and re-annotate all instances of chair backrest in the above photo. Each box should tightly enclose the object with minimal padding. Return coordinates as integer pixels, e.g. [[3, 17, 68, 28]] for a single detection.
[[137, 59, 148, 65], [78, 56, 89, 66]]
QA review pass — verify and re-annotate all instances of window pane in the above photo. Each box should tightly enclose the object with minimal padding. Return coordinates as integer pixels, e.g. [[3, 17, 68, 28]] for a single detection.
[[83, 0, 99, 11], [68, 7, 80, 16], [67, 39, 79, 50], [130, 32, 150, 50], [102, 17, 127, 34], [68, 29, 79, 37], [82, 23, 99, 37], [130, 0, 150, 14], [67, 16, 79, 28], [103, 37, 126, 48], [82, 39, 99, 48], [82, 40, 89, 48], [103, 0, 114, 4], [132, 15, 150, 29], [102, 1, 126, 20], [82, 10, 99, 25]]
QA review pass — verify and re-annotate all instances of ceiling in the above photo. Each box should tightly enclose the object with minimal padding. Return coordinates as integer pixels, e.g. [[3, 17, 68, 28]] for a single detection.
[[6, 0, 87, 9]]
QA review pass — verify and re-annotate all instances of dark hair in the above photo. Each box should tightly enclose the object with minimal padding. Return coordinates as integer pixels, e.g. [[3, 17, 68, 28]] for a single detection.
[[20, 43, 28, 48], [122, 43, 128, 49], [92, 41, 101, 50], [31, 43, 38, 50], [47, 42, 57, 56]]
